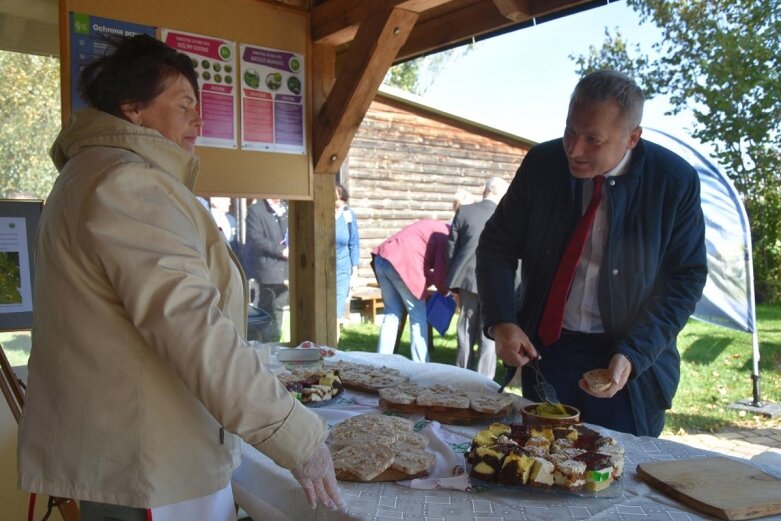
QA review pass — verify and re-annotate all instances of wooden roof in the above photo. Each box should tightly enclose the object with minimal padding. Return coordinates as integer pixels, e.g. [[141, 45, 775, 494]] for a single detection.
[[303, 0, 613, 177], [308, 0, 610, 62]]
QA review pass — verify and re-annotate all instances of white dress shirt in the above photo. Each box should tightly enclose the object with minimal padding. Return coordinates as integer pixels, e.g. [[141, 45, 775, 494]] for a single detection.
[[562, 150, 632, 333]]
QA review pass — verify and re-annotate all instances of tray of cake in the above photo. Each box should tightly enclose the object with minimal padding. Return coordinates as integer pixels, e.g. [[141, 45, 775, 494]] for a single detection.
[[466, 422, 624, 496], [327, 413, 436, 482]]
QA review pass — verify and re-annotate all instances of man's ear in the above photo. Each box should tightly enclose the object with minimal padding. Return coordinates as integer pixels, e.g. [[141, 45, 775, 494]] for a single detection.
[[120, 102, 143, 125], [627, 126, 643, 149]]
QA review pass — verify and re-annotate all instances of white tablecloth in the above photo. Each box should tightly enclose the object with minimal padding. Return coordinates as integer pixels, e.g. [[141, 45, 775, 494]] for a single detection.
[[232, 351, 781, 521]]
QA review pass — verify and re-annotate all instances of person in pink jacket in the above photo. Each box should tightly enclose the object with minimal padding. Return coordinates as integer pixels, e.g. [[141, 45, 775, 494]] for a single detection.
[[371, 219, 450, 362]]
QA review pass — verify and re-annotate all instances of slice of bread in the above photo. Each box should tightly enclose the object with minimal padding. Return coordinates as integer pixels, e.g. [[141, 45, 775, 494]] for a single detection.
[[390, 448, 435, 475], [583, 368, 612, 392], [332, 444, 394, 481], [416, 391, 470, 409], [469, 392, 514, 414]]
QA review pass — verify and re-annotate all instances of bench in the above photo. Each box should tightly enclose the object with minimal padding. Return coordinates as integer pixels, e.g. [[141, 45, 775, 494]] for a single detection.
[[351, 289, 384, 324]]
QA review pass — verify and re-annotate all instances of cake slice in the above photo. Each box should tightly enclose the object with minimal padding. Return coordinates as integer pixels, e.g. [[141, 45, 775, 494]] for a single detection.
[[469, 443, 509, 481], [595, 443, 625, 478], [530, 426, 554, 442], [528, 457, 556, 488], [497, 447, 535, 486], [524, 435, 551, 452], [550, 437, 575, 453], [574, 452, 615, 492], [552, 459, 587, 491], [488, 423, 512, 436], [553, 426, 578, 441]]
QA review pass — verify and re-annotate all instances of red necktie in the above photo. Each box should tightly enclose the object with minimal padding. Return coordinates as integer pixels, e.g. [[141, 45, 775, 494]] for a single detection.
[[537, 175, 605, 346]]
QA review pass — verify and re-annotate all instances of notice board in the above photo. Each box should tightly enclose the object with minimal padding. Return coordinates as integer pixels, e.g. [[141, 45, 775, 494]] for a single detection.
[[0, 200, 42, 332], [58, 0, 313, 199]]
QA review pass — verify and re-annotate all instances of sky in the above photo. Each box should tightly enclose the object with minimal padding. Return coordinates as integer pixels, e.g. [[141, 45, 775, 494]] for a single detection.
[[420, 1, 697, 145]]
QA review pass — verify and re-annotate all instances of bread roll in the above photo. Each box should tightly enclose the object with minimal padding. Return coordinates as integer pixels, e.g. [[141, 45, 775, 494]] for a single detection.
[[583, 368, 612, 392]]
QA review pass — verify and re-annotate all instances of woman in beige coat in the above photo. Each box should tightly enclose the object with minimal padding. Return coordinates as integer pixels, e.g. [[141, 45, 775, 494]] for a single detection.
[[17, 34, 341, 520]]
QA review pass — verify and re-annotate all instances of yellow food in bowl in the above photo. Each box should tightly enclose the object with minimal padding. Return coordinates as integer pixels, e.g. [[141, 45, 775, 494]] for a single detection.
[[532, 403, 572, 418]]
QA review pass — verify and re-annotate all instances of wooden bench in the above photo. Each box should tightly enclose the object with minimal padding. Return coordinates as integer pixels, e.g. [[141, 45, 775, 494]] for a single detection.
[[351, 289, 384, 324]]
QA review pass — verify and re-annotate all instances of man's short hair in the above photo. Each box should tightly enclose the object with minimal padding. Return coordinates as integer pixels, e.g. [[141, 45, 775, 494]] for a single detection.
[[570, 70, 645, 130], [484, 177, 509, 198]]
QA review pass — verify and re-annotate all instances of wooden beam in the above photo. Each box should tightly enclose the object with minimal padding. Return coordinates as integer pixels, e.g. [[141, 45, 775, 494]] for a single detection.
[[492, 0, 531, 22], [312, 0, 449, 45], [313, 7, 418, 175], [393, 0, 595, 62], [397, 1, 510, 61]]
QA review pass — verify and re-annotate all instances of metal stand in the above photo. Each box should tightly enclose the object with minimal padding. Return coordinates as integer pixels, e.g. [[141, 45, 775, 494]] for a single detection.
[[727, 330, 781, 418]]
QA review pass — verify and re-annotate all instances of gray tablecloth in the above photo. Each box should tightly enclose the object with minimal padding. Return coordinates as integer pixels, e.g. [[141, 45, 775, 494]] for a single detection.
[[232, 351, 781, 521]]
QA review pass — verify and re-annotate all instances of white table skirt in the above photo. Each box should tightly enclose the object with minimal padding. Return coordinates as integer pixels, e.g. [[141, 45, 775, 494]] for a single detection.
[[232, 351, 781, 521]]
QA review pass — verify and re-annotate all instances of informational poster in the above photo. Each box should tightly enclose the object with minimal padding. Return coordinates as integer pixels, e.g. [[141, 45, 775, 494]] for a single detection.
[[163, 29, 238, 149], [69, 12, 156, 113], [240, 44, 306, 154], [0, 218, 32, 314], [0, 200, 41, 331]]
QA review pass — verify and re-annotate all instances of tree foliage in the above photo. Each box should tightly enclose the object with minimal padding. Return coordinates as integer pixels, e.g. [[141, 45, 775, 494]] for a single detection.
[[572, 0, 781, 302], [0, 51, 61, 199], [384, 46, 472, 95]]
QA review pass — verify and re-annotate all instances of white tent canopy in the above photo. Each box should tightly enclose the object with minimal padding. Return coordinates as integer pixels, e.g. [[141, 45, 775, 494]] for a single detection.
[[644, 128, 771, 410]]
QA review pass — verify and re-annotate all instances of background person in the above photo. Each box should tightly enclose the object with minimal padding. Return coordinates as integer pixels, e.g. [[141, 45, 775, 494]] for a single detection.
[[335, 183, 360, 328], [209, 196, 238, 252], [372, 219, 450, 363], [476, 70, 707, 437], [245, 198, 289, 342], [446, 176, 509, 379], [17, 35, 341, 520], [452, 188, 476, 213]]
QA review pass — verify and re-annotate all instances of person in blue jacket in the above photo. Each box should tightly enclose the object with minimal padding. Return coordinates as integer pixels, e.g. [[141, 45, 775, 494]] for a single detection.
[[335, 183, 360, 325], [476, 70, 707, 437]]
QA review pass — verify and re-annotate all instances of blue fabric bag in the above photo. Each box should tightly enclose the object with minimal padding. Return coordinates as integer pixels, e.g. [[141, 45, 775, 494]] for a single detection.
[[426, 292, 456, 336]]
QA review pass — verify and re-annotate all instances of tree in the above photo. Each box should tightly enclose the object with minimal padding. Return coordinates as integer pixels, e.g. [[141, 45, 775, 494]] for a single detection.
[[0, 51, 61, 199], [572, 0, 781, 302], [384, 46, 472, 95]]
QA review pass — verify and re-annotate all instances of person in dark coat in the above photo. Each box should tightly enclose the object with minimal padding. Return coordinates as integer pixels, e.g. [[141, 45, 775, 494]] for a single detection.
[[446, 177, 509, 379], [476, 70, 707, 437], [245, 198, 288, 342]]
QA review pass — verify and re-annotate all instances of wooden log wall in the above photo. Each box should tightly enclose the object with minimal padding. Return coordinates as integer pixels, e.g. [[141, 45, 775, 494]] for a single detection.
[[341, 94, 532, 291]]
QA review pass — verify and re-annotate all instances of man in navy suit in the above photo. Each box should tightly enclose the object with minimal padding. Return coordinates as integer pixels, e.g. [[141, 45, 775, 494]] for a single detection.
[[446, 177, 509, 379]]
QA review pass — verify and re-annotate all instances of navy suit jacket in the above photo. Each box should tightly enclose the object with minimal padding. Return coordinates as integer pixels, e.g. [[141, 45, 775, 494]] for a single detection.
[[476, 138, 708, 436], [446, 199, 497, 293]]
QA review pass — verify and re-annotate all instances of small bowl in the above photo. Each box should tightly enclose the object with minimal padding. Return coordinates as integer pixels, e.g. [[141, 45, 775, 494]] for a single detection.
[[521, 403, 580, 427]]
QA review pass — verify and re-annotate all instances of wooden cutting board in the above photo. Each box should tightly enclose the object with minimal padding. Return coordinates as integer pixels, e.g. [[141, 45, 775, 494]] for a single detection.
[[636, 457, 781, 520]]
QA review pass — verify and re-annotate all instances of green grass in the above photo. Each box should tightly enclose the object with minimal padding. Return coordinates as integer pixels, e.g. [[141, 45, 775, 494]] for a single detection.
[[5, 304, 779, 436], [340, 304, 781, 435], [668, 304, 781, 434]]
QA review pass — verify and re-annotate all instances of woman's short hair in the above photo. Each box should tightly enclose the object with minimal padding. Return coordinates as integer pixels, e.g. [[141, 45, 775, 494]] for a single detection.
[[570, 70, 645, 130], [79, 34, 199, 118], [336, 183, 349, 203]]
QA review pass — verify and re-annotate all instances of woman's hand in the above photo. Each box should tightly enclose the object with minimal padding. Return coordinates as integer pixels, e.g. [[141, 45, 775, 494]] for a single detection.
[[290, 443, 345, 511]]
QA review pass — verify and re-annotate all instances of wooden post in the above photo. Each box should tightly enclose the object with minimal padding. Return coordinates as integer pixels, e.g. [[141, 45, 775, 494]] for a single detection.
[[289, 43, 337, 345]]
